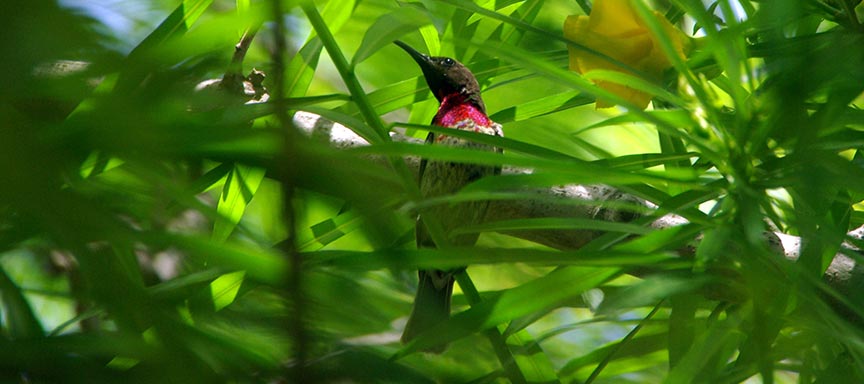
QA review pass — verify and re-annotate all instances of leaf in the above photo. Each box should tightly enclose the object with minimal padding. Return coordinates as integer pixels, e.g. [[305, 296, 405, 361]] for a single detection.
[[286, 38, 324, 98], [574, 109, 694, 136], [353, 7, 431, 66], [581, 70, 686, 107], [0, 266, 44, 339], [419, 23, 441, 56], [301, 106, 382, 143], [695, 224, 732, 270], [341, 77, 429, 118], [506, 327, 562, 384], [613, 223, 704, 254], [395, 122, 579, 160], [155, 234, 287, 284], [213, 164, 266, 242], [665, 310, 745, 384], [189, 162, 234, 195], [592, 152, 699, 171], [596, 275, 711, 315], [559, 332, 669, 379], [286, 0, 356, 97], [298, 209, 367, 251], [489, 90, 594, 124], [668, 294, 700, 369], [395, 267, 620, 356], [501, 0, 544, 45], [115, 0, 215, 92], [471, 38, 720, 161], [348, 142, 703, 187], [148, 269, 225, 302], [308, 248, 674, 270], [452, 218, 655, 236], [236, 0, 250, 14], [211, 271, 246, 311]]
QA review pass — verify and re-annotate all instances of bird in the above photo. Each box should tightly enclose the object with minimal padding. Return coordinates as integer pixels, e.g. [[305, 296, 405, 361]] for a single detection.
[[394, 40, 502, 351]]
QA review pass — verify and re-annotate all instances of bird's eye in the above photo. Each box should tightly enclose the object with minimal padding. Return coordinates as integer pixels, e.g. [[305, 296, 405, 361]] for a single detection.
[[442, 58, 455, 67]]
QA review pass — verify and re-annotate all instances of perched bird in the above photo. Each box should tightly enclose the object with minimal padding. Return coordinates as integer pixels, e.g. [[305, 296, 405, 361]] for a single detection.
[[394, 41, 502, 351]]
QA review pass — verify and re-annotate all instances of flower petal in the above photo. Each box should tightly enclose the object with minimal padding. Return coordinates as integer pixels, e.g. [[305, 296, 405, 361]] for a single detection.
[[564, 0, 691, 109]]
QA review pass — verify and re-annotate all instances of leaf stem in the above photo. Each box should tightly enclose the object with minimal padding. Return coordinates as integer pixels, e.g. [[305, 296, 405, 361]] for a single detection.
[[300, 2, 388, 142]]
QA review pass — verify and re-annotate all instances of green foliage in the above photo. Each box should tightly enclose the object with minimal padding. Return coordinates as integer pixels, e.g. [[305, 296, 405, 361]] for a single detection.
[[1, 0, 864, 382]]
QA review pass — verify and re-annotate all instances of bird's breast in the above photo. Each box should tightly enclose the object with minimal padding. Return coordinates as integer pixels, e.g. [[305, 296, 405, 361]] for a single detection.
[[434, 100, 491, 128]]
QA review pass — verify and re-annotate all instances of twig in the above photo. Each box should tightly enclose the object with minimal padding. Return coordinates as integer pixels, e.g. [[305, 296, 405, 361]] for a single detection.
[[223, 24, 261, 94]]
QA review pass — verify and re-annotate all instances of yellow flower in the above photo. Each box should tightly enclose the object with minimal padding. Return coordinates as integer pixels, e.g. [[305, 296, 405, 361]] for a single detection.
[[564, 0, 691, 109]]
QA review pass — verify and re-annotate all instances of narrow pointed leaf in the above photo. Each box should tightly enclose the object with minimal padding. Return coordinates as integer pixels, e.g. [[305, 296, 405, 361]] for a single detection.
[[306, 248, 675, 270], [0, 266, 44, 339], [213, 164, 266, 242]]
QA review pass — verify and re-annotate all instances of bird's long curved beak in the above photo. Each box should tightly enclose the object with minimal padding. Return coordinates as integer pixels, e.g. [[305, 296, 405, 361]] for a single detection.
[[394, 40, 434, 70]]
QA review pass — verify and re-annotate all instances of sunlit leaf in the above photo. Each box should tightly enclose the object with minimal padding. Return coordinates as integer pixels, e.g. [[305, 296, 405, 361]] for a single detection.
[[213, 164, 266, 242], [211, 271, 246, 311]]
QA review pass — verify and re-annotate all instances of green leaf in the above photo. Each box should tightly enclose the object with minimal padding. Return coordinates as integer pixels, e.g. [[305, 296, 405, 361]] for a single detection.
[[301, 106, 382, 144], [592, 153, 699, 171], [0, 266, 44, 339], [695, 224, 732, 270], [489, 90, 594, 124], [353, 7, 431, 66], [213, 164, 266, 242], [285, 38, 324, 98], [298, 209, 367, 251], [668, 294, 700, 369], [470, 38, 721, 162], [597, 275, 711, 315], [236, 0, 250, 14], [501, 0, 544, 45], [395, 122, 579, 160], [115, 0, 214, 92], [419, 23, 441, 56], [581, 70, 686, 107], [613, 223, 704, 254], [155, 234, 287, 284], [395, 267, 620, 356], [210, 271, 246, 311], [148, 269, 225, 302], [665, 310, 745, 384], [452, 218, 654, 236], [506, 327, 562, 384], [348, 142, 703, 187], [286, 0, 356, 97], [189, 162, 234, 195], [307, 248, 674, 270], [575, 110, 694, 136], [560, 332, 669, 380]]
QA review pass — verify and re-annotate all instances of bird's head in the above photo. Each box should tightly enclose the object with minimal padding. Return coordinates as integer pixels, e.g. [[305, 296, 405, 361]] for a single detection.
[[394, 40, 485, 113]]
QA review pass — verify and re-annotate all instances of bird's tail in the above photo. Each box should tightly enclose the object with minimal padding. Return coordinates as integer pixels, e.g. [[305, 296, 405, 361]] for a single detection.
[[401, 269, 454, 353]]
